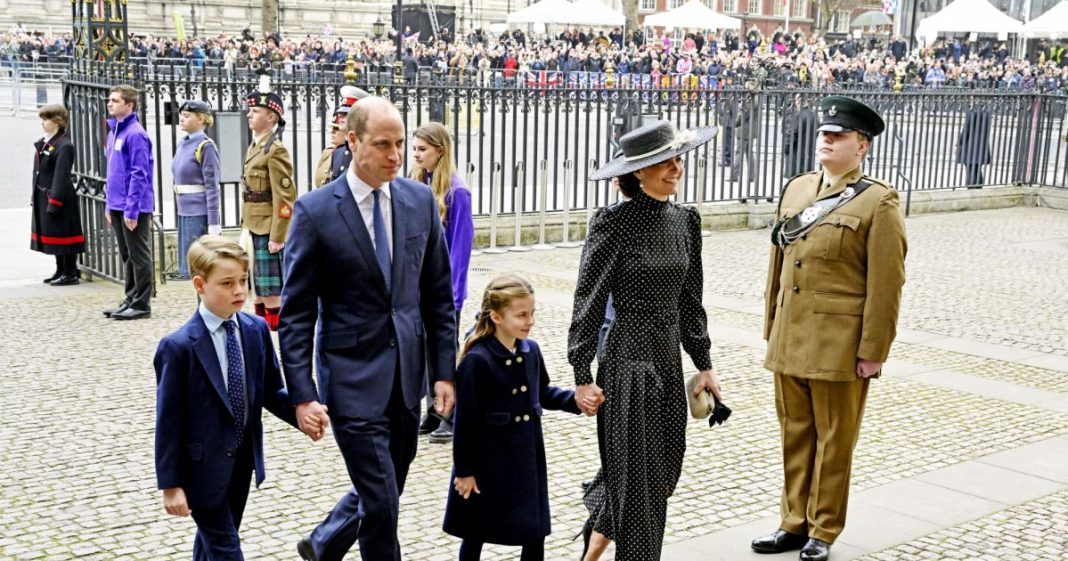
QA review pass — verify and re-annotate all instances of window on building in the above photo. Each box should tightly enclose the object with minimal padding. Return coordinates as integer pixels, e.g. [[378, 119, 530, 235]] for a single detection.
[[773, 0, 786, 16], [747, 0, 763, 14], [723, 0, 739, 13], [830, 9, 852, 33], [640, 0, 657, 12], [792, 0, 808, 18], [669, 0, 686, 8]]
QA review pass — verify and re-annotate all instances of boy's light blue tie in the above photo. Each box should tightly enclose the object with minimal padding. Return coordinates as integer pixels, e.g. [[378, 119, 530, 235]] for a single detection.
[[372, 189, 392, 291], [223, 319, 246, 445]]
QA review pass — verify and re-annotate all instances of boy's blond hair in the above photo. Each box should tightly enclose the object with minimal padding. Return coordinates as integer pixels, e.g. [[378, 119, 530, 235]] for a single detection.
[[187, 235, 248, 279]]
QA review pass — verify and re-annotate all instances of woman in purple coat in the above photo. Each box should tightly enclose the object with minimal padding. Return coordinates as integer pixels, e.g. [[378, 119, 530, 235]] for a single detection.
[[411, 122, 475, 442]]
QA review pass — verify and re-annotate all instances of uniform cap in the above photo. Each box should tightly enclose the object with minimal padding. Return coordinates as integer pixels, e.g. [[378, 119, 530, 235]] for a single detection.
[[817, 95, 885, 138]]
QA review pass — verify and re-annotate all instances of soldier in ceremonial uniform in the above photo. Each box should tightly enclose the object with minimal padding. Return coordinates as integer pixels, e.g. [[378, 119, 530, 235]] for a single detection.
[[752, 96, 907, 561], [242, 73, 295, 330], [314, 85, 366, 187]]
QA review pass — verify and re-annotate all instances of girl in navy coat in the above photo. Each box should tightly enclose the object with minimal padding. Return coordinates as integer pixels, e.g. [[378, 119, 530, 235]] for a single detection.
[[444, 274, 584, 561]]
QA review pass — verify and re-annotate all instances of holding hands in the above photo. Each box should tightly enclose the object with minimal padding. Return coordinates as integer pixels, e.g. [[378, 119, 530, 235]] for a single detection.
[[296, 401, 330, 441], [575, 383, 606, 416]]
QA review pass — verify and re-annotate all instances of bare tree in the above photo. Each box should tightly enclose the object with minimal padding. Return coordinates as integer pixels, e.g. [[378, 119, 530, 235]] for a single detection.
[[262, 0, 279, 36], [814, 0, 866, 35], [622, 0, 640, 36]]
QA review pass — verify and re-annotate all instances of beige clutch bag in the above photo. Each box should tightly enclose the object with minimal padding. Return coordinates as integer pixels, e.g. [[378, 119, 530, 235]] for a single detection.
[[685, 373, 715, 419]]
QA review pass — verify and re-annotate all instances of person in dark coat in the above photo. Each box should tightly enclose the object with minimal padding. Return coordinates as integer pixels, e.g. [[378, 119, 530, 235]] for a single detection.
[[31, 104, 84, 286], [782, 94, 819, 178], [718, 94, 737, 167], [444, 274, 583, 561], [956, 106, 992, 187], [731, 80, 763, 184]]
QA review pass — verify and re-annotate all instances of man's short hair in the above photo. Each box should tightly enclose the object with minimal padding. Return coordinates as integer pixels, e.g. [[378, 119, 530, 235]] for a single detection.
[[187, 235, 249, 280], [109, 84, 139, 111]]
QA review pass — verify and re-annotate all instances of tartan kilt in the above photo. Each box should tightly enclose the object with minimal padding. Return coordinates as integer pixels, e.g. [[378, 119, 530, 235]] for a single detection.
[[251, 233, 284, 297]]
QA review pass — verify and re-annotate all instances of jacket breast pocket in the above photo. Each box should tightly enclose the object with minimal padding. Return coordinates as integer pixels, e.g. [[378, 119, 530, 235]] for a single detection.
[[320, 328, 360, 351], [246, 169, 268, 190], [820, 214, 861, 261], [187, 443, 203, 462]]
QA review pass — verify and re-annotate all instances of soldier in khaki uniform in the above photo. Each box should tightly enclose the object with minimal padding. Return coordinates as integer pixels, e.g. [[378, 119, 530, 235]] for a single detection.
[[752, 96, 907, 561], [243, 73, 295, 330]]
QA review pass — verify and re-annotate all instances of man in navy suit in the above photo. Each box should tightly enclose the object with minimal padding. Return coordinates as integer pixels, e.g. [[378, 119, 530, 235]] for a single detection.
[[280, 96, 458, 561]]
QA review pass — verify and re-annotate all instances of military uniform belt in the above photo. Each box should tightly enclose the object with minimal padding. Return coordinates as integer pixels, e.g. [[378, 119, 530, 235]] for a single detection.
[[173, 184, 206, 195], [772, 180, 872, 247], [242, 190, 273, 203]]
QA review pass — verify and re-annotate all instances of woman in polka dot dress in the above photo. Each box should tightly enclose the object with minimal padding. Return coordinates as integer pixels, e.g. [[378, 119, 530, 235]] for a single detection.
[[568, 120, 725, 561]]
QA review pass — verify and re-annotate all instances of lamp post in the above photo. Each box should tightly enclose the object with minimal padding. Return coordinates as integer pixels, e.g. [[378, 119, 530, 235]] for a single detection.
[[373, 16, 385, 40], [394, 0, 405, 83]]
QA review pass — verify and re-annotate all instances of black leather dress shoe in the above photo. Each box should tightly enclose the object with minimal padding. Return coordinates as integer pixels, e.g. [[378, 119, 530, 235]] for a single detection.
[[429, 424, 453, 443], [296, 537, 318, 561], [419, 413, 440, 435], [751, 529, 808, 554], [43, 272, 60, 284], [50, 274, 80, 286], [103, 301, 130, 317], [799, 538, 830, 561], [112, 307, 151, 320]]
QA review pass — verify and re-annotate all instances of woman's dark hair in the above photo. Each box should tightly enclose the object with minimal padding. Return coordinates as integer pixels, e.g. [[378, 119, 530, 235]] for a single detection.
[[617, 172, 641, 199]]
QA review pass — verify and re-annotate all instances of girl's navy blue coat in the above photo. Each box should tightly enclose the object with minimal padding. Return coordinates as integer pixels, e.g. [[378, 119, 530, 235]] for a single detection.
[[443, 336, 581, 545]]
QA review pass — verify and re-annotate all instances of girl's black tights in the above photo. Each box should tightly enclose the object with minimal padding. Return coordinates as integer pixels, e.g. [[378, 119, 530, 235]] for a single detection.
[[458, 538, 544, 561]]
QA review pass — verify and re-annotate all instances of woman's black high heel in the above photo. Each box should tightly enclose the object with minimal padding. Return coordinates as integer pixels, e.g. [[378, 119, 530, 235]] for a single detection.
[[573, 518, 593, 560]]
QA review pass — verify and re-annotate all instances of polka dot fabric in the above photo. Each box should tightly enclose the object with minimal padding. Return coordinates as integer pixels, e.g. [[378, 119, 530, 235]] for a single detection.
[[568, 189, 713, 560], [223, 320, 246, 445]]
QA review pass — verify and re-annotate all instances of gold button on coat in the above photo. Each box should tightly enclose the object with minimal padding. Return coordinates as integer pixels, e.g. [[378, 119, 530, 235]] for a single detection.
[[505, 359, 512, 366], [516, 356, 523, 363], [520, 385, 528, 392], [523, 415, 530, 421]]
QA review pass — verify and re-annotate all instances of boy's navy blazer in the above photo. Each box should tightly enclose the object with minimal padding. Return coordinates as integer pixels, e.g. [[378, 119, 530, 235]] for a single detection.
[[154, 310, 296, 509], [279, 175, 456, 418]]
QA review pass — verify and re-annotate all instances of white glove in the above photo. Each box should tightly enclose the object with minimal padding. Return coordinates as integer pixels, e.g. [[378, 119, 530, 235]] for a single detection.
[[208, 224, 222, 236]]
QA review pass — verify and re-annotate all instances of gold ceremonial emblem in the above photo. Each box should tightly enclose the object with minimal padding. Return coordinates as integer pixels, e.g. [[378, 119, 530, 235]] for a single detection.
[[828, 105, 838, 117]]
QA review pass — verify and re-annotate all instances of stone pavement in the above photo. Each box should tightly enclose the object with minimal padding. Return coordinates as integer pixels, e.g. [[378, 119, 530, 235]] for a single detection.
[[1, 205, 1067, 561]]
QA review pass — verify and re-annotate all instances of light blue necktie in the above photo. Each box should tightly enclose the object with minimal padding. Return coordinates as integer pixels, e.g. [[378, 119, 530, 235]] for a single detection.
[[223, 320, 246, 445], [372, 189, 392, 290]]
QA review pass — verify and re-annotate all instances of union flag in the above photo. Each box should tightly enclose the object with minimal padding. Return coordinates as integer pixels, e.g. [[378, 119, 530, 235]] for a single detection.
[[524, 71, 563, 88]]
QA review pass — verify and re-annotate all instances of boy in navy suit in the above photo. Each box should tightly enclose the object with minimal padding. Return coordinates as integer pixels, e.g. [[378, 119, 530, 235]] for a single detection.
[[154, 235, 312, 560]]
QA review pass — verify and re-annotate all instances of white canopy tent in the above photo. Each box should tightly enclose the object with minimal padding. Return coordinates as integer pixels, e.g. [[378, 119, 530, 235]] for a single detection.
[[642, 0, 743, 31], [569, 0, 626, 27], [1022, 0, 1068, 38], [915, 0, 1024, 43], [505, 0, 575, 25]]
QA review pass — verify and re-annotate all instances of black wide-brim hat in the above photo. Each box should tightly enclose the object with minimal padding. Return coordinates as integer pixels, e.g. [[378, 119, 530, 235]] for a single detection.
[[588, 120, 717, 181], [817, 95, 885, 138]]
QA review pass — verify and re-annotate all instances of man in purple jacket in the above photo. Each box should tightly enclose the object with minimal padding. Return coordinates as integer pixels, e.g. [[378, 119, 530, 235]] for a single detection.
[[102, 84, 155, 320]]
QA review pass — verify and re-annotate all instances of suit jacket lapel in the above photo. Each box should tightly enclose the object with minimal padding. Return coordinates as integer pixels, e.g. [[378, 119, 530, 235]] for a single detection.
[[189, 313, 235, 418], [333, 178, 390, 298], [389, 181, 410, 302]]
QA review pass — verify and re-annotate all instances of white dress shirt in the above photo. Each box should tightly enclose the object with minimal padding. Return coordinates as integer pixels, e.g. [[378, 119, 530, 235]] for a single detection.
[[198, 302, 244, 397], [346, 169, 394, 258]]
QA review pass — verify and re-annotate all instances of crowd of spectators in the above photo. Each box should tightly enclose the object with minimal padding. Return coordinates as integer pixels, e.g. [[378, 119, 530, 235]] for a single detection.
[[3, 21, 1067, 93]]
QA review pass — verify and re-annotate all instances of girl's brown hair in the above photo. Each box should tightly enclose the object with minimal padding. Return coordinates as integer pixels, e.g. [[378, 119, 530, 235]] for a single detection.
[[409, 122, 456, 222], [459, 274, 535, 362], [38, 104, 69, 130]]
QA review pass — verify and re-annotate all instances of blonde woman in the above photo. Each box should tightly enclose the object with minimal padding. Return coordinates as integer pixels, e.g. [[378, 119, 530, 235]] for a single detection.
[[410, 122, 474, 442]]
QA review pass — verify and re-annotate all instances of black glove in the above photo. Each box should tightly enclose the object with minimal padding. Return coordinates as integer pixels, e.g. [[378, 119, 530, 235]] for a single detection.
[[708, 399, 732, 427]]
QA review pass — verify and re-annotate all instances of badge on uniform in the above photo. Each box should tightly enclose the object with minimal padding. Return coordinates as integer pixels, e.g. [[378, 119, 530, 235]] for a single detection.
[[278, 202, 292, 219], [281, 177, 291, 189], [114, 138, 124, 151]]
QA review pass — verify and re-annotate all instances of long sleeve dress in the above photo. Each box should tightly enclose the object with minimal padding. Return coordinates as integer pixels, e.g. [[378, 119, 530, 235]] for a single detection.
[[567, 189, 713, 561]]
